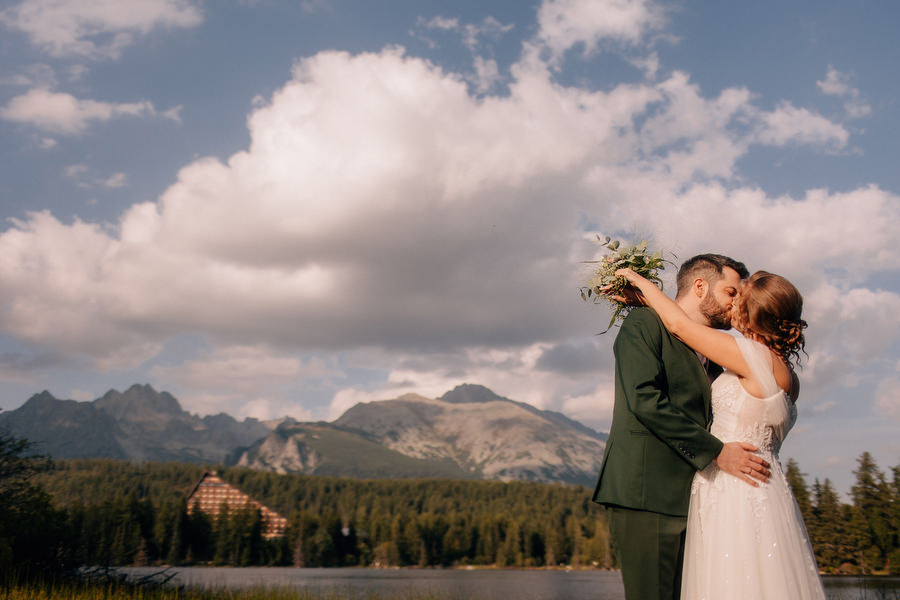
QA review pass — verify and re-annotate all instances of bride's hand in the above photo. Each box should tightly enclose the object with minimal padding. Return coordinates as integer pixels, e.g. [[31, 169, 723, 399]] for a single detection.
[[614, 267, 643, 284], [601, 282, 646, 306], [602, 268, 647, 306]]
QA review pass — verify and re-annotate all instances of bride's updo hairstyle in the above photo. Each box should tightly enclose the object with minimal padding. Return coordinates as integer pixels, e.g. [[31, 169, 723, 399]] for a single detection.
[[732, 271, 808, 367]]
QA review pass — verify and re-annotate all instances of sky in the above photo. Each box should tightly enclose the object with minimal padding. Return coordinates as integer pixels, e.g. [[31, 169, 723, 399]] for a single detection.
[[0, 0, 898, 496]]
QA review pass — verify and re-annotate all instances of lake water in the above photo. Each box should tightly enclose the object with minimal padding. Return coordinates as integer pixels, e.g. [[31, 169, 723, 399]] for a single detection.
[[119, 567, 900, 600]]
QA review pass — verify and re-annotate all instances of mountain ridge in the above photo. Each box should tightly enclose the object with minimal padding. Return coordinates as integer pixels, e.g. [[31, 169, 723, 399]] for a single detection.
[[0, 382, 607, 485]]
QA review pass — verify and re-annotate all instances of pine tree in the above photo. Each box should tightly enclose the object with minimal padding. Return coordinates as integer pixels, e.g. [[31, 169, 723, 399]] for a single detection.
[[0, 433, 66, 572], [166, 500, 189, 565], [213, 503, 232, 565], [786, 457, 813, 525], [851, 452, 893, 572], [889, 464, 900, 574], [811, 478, 846, 572]]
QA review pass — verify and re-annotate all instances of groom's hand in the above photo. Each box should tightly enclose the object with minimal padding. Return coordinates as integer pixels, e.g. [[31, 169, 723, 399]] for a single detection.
[[715, 442, 771, 486]]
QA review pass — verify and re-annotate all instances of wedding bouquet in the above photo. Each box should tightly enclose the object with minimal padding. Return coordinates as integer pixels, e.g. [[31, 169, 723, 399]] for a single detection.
[[580, 236, 671, 332]]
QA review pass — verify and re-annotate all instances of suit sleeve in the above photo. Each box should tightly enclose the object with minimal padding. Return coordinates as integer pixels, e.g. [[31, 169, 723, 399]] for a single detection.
[[614, 310, 724, 471]]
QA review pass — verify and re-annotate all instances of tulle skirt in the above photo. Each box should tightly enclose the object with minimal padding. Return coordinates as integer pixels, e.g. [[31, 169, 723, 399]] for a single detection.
[[681, 461, 826, 600]]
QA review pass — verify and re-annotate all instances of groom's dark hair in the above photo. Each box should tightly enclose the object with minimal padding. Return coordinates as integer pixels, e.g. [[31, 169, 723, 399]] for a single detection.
[[675, 254, 749, 299]]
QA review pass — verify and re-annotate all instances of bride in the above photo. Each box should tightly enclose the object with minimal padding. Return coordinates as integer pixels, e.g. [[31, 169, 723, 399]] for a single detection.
[[614, 267, 826, 599]]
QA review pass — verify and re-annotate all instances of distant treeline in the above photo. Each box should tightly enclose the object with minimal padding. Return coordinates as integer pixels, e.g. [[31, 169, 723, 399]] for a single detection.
[[33, 458, 611, 569], [785, 452, 900, 575], [2, 433, 899, 575]]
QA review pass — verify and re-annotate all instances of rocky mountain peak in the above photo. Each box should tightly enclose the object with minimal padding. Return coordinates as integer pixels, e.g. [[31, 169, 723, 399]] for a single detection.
[[95, 383, 184, 422], [330, 384, 606, 485], [23, 390, 61, 406], [438, 383, 508, 404], [16, 391, 96, 417], [394, 393, 434, 403]]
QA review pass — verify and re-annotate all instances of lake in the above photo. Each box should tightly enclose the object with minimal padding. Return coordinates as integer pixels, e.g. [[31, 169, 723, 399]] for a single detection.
[[119, 567, 900, 600]]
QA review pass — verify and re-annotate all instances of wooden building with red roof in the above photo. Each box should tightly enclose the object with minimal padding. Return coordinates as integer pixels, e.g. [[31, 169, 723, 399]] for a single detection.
[[185, 471, 287, 538]]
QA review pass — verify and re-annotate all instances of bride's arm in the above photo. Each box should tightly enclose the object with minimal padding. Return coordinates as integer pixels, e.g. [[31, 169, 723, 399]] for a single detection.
[[615, 268, 752, 380]]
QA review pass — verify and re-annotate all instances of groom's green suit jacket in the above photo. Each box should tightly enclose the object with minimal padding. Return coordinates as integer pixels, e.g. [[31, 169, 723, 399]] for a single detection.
[[592, 307, 724, 517]]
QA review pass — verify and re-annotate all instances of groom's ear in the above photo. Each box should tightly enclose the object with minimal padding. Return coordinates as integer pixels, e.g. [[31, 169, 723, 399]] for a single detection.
[[693, 278, 708, 299]]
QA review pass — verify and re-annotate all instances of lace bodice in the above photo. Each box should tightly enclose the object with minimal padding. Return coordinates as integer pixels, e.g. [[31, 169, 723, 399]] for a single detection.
[[708, 338, 796, 459]]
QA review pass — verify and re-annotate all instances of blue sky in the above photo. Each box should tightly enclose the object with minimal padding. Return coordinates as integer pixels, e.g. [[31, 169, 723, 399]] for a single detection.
[[1, 0, 898, 496]]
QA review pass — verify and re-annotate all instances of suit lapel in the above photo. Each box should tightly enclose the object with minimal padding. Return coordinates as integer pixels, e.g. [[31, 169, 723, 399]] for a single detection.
[[677, 338, 715, 428]]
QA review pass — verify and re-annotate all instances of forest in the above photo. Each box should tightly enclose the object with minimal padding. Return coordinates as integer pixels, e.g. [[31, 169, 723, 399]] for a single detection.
[[2, 432, 899, 575]]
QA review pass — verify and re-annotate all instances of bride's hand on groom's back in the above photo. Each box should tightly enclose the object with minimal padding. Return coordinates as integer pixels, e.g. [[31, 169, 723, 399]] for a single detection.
[[715, 442, 771, 486]]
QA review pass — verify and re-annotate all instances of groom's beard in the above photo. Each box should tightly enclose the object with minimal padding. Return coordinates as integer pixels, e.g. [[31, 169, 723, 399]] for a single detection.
[[700, 294, 732, 330]]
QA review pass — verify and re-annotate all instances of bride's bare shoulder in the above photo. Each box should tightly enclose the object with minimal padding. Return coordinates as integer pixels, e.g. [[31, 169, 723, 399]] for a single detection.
[[771, 352, 798, 401]]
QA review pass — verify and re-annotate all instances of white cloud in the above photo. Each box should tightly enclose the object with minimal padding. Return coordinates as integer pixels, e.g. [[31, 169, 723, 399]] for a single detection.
[[0, 40, 893, 421], [461, 16, 515, 52], [150, 345, 337, 419], [419, 16, 458, 32], [0, 63, 57, 87], [413, 15, 513, 93], [0, 211, 166, 369], [817, 66, 855, 97], [801, 284, 900, 392], [636, 72, 754, 180], [162, 105, 183, 123], [66, 64, 90, 82], [875, 378, 900, 418], [64, 164, 89, 181], [1, 88, 158, 134], [177, 390, 314, 422], [755, 101, 849, 149], [336, 344, 556, 412], [329, 386, 379, 420], [537, 0, 665, 61], [471, 56, 501, 93], [812, 400, 836, 414], [817, 66, 871, 119], [151, 345, 339, 392], [417, 15, 512, 52], [562, 380, 615, 429], [0, 0, 202, 59], [103, 173, 128, 188], [328, 342, 615, 429], [628, 51, 660, 80], [64, 164, 128, 188]]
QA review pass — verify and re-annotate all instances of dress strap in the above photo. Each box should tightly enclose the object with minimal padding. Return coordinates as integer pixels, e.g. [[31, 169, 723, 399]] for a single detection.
[[734, 336, 793, 435], [734, 337, 780, 397]]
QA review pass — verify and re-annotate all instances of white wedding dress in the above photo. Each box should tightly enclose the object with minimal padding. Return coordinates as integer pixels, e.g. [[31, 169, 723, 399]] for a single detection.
[[681, 337, 826, 600]]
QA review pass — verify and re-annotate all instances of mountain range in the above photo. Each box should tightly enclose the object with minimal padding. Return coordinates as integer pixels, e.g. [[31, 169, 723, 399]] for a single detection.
[[0, 383, 607, 485]]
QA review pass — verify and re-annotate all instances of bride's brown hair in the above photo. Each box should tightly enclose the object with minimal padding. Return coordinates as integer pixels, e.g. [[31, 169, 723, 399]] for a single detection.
[[732, 271, 808, 367]]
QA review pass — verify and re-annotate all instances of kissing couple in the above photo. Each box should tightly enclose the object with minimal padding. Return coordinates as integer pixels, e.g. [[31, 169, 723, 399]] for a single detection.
[[592, 254, 826, 599]]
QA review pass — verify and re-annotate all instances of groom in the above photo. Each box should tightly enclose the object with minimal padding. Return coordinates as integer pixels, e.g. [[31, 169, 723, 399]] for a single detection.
[[592, 254, 770, 600]]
